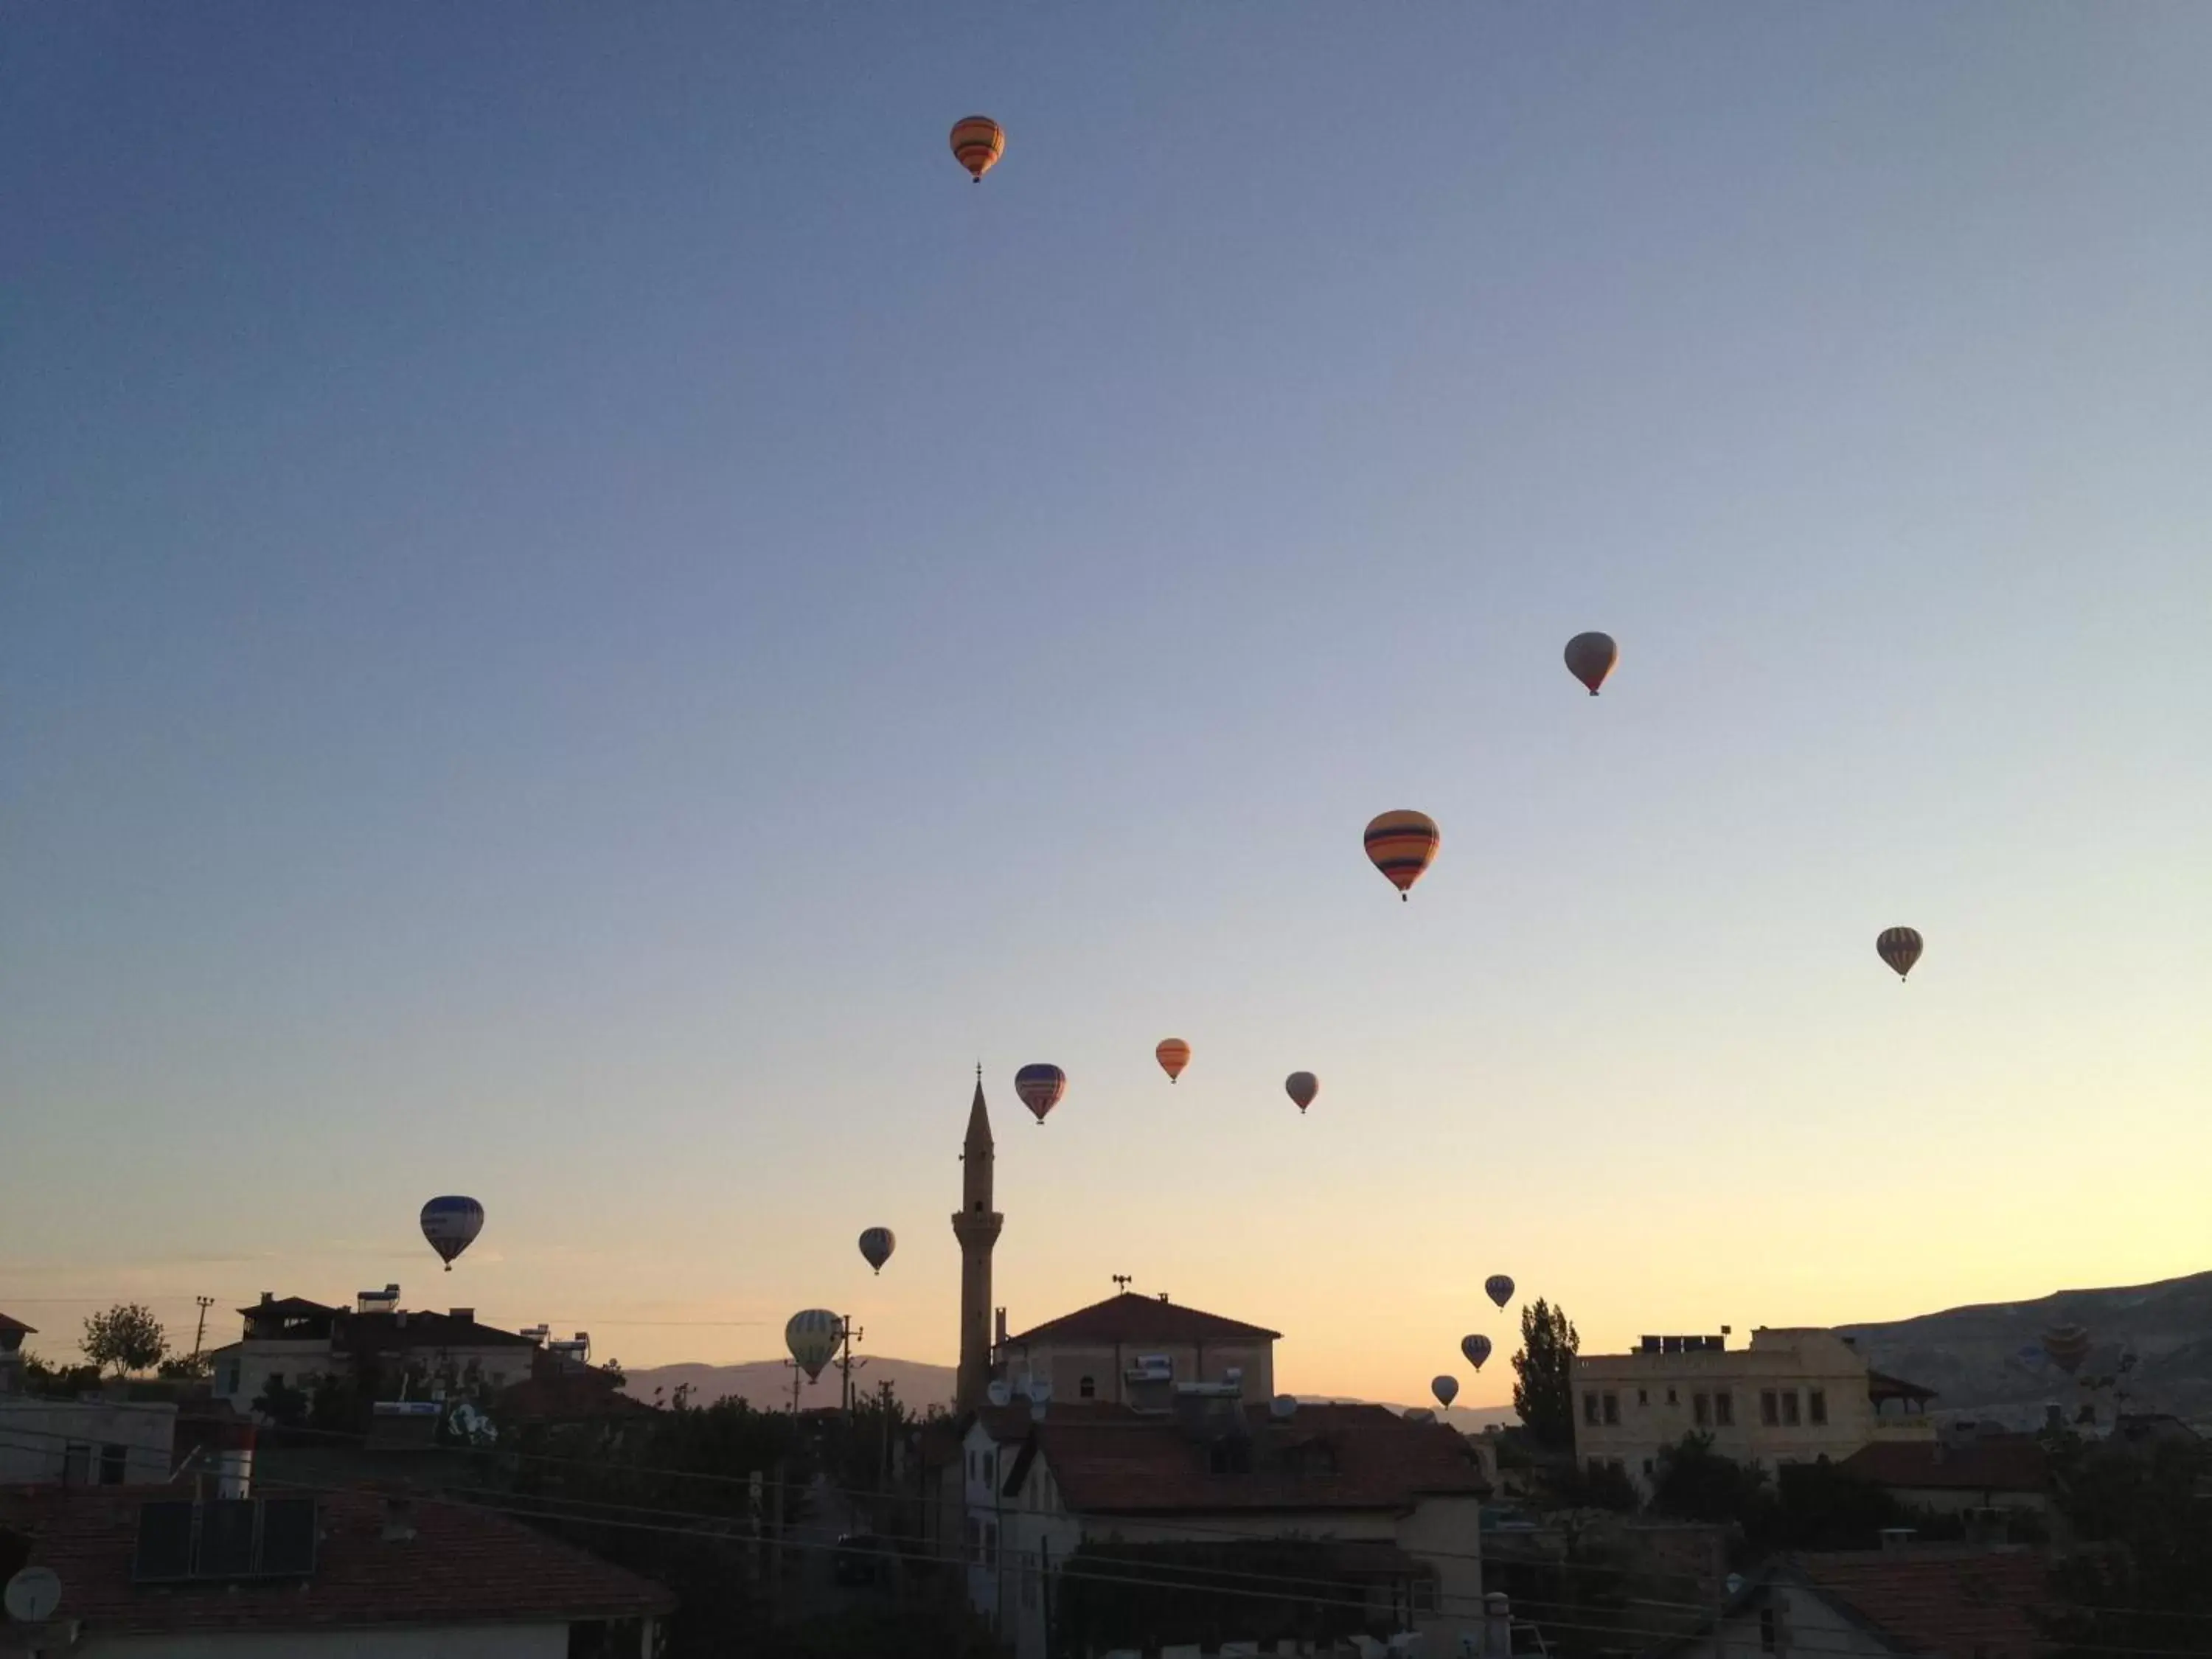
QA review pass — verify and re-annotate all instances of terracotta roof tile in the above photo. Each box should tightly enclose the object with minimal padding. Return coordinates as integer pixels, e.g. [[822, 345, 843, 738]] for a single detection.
[[1003, 1293, 1281, 1347], [0, 1485, 672, 1635], [1796, 1548, 2053, 1659], [1009, 1402, 1488, 1514], [1840, 1439, 2047, 1494]]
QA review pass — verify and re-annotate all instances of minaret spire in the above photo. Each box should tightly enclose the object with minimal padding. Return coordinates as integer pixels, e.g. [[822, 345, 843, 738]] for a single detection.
[[952, 1069, 1003, 1412]]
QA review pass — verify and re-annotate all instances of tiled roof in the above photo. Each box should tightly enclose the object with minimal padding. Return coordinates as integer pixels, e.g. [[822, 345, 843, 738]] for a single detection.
[[1003, 1293, 1281, 1347], [0, 1485, 672, 1635], [1006, 1402, 1488, 1514], [1796, 1548, 2053, 1659], [333, 1311, 541, 1353], [1840, 1439, 2047, 1494]]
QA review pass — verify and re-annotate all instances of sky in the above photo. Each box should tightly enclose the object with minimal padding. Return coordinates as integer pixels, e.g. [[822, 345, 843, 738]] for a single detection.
[[4, 4, 2208, 1408]]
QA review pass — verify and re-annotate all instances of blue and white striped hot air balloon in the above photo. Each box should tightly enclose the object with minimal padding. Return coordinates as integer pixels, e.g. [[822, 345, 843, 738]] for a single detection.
[[420, 1196, 484, 1273]]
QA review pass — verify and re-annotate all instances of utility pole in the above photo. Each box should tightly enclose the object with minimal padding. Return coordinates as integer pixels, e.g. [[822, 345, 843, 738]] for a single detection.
[[190, 1296, 215, 1361], [836, 1314, 868, 1416], [785, 1357, 802, 1414]]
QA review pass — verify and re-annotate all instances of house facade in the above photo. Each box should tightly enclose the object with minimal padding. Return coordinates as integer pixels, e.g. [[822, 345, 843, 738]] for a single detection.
[[1574, 1327, 1936, 1496], [206, 1290, 545, 1419], [956, 1392, 1488, 1659]]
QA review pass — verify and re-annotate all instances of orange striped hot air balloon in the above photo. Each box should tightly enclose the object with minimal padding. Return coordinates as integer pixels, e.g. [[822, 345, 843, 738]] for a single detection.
[[950, 116, 1004, 183], [1363, 810, 1439, 901], [1155, 1038, 1191, 1083]]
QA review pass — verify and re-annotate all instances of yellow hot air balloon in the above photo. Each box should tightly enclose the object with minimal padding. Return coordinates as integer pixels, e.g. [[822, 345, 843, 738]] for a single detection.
[[950, 116, 1004, 183], [1363, 810, 1439, 901], [1155, 1038, 1191, 1083]]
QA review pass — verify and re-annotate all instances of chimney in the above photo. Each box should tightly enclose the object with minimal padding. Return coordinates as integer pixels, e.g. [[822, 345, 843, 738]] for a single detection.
[[213, 1421, 257, 1500], [1158, 1291, 1170, 1302], [1484, 1592, 1513, 1659], [260, 1292, 274, 1306], [449, 1308, 473, 1324], [995, 1308, 1007, 1347]]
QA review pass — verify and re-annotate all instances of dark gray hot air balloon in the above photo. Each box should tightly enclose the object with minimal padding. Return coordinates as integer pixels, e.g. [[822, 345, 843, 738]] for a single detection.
[[1431, 1374, 1460, 1409], [858, 1228, 895, 1275], [1877, 927, 1924, 981], [1564, 632, 1618, 696], [1461, 1333, 1493, 1372], [1484, 1275, 1515, 1310]]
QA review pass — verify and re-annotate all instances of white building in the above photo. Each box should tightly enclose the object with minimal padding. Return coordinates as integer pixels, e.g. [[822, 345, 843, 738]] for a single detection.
[[206, 1290, 546, 1419], [0, 1309, 178, 1488], [1573, 1327, 1937, 1496]]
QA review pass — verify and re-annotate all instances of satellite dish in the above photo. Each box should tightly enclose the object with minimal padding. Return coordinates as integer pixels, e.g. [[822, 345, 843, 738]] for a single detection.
[[1270, 1394, 1298, 1419], [5, 1566, 62, 1623], [1725, 1573, 1745, 1599], [1026, 1377, 1054, 1405], [986, 1381, 1012, 1408]]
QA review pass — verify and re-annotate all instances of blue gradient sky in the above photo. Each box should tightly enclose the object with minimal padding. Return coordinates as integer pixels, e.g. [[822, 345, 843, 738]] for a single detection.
[[5, 4, 2208, 1404]]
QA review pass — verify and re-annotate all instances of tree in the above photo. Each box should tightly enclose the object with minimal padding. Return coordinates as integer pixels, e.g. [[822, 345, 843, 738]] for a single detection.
[[157, 1350, 212, 1381], [1649, 1432, 1770, 1531], [2038, 1432, 2212, 1659], [80, 1302, 168, 1378], [1512, 1298, 1579, 1452], [251, 1374, 312, 1427]]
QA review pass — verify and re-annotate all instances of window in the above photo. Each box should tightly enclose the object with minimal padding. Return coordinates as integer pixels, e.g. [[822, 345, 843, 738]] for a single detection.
[[1583, 1392, 1601, 1426], [1643, 1458, 1655, 1477], [220, 1358, 242, 1395], [1021, 1554, 1038, 1608], [1760, 1609, 1777, 1653], [1412, 1576, 1439, 1615], [1809, 1389, 1827, 1426], [1079, 1375, 1096, 1399], [1694, 1393, 1711, 1427], [1637, 1388, 1649, 1407], [99, 1444, 128, 1485], [1781, 1391, 1801, 1427], [984, 1523, 998, 1569], [61, 1443, 91, 1486], [966, 1519, 981, 1565], [1666, 1387, 1678, 1406], [985, 1451, 997, 1489], [1716, 1391, 1735, 1427], [1761, 1390, 1780, 1427], [967, 1451, 976, 1481], [1610, 1458, 1627, 1475], [1603, 1393, 1620, 1425]]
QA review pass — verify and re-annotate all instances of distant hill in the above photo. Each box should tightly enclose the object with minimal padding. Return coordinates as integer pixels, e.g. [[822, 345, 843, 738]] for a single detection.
[[1836, 1269, 2212, 1426], [623, 1357, 957, 1413]]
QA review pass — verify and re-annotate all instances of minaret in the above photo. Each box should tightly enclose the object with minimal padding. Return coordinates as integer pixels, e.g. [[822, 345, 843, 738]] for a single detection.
[[951, 1067, 1003, 1412]]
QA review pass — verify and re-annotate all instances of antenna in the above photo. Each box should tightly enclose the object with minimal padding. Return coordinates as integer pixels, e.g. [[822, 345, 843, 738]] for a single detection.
[[1112, 1275, 1133, 1294]]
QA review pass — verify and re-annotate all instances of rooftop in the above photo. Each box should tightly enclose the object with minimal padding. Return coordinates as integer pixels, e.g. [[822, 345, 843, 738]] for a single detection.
[[1003, 1292, 1281, 1348], [0, 1313, 36, 1338], [1841, 1438, 2045, 1494], [1795, 1548, 2053, 1659], [0, 1485, 672, 1637], [987, 1401, 1488, 1515]]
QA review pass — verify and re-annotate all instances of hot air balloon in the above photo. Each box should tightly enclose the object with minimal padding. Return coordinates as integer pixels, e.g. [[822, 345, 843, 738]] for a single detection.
[[420, 1197, 484, 1272], [1877, 927, 1924, 982], [1432, 1374, 1460, 1410], [1461, 1334, 1493, 1372], [858, 1228, 896, 1276], [950, 116, 1005, 183], [1155, 1038, 1192, 1083], [1284, 1071, 1319, 1115], [1014, 1063, 1065, 1125], [785, 1310, 842, 1382], [1363, 810, 1439, 901], [2042, 1324, 2092, 1376], [1564, 632, 1618, 696], [1484, 1275, 1515, 1310]]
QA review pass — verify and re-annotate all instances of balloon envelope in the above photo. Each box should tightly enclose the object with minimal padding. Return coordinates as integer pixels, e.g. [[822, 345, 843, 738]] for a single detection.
[[1461, 1334, 1493, 1372], [1431, 1374, 1460, 1409], [858, 1228, 896, 1275], [2041, 1324, 2091, 1375], [785, 1310, 842, 1382], [1564, 632, 1618, 695], [1155, 1038, 1192, 1082], [1877, 927, 1924, 981], [1284, 1071, 1319, 1114], [420, 1197, 484, 1271], [950, 116, 1005, 182], [1363, 810, 1440, 900], [1484, 1275, 1515, 1310], [1014, 1064, 1066, 1125]]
